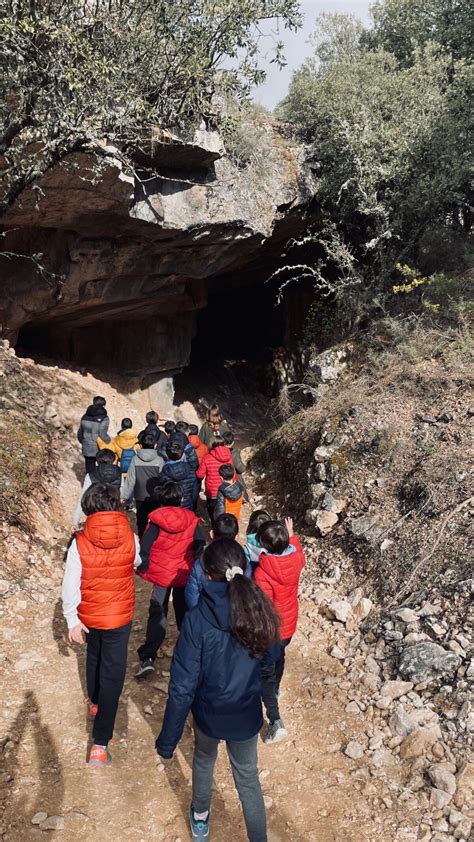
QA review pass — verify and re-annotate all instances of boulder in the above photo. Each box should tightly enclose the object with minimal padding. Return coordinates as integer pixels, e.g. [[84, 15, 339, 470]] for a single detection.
[[399, 727, 441, 760], [352, 597, 373, 621], [380, 679, 414, 700], [399, 642, 462, 684], [316, 511, 339, 536], [347, 514, 384, 544], [320, 492, 347, 514], [327, 599, 353, 624], [428, 765, 457, 795], [344, 741, 364, 760], [453, 762, 474, 809], [395, 608, 419, 623], [389, 704, 417, 737], [430, 788, 453, 810]]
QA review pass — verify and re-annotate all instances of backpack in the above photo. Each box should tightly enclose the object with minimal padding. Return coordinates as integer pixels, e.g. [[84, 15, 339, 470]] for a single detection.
[[119, 447, 136, 474]]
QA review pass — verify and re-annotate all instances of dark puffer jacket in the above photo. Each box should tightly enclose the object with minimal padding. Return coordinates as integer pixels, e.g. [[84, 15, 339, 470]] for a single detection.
[[89, 462, 122, 488], [159, 459, 199, 510], [77, 405, 110, 457], [138, 423, 167, 453], [156, 581, 276, 758]]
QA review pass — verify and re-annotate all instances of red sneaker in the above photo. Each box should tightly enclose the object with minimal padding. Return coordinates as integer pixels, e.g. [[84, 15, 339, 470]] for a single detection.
[[88, 744, 112, 767]]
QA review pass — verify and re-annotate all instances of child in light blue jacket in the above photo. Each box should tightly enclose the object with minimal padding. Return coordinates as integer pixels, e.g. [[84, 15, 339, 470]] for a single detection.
[[243, 509, 272, 573]]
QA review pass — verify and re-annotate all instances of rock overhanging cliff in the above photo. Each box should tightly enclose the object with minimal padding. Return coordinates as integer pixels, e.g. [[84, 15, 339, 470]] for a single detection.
[[1, 126, 318, 382]]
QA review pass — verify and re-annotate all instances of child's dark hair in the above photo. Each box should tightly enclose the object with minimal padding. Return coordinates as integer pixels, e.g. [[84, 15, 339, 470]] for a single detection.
[[81, 483, 121, 515], [152, 481, 183, 507], [93, 395, 106, 407], [188, 424, 199, 435], [141, 432, 157, 449], [146, 410, 158, 425], [164, 420, 176, 435], [210, 435, 225, 450], [247, 509, 272, 537], [219, 463, 234, 481], [213, 513, 238, 540], [257, 520, 290, 555], [96, 448, 116, 465], [175, 420, 189, 433], [166, 439, 184, 461], [203, 539, 279, 658], [120, 417, 132, 430], [222, 430, 234, 446]]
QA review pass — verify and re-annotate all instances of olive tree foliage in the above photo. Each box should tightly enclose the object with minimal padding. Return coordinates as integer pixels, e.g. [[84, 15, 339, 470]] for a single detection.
[[275, 2, 472, 327], [0, 0, 301, 212]]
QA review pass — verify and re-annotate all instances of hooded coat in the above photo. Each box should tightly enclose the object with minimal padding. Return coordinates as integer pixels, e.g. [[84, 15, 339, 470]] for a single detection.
[[215, 479, 244, 521], [185, 553, 252, 610], [137, 506, 203, 588], [196, 446, 235, 499], [77, 405, 110, 457], [254, 536, 306, 639], [122, 448, 164, 502], [138, 423, 167, 453], [76, 511, 136, 629], [159, 459, 199, 510], [188, 434, 208, 464], [156, 581, 274, 758], [198, 420, 232, 449]]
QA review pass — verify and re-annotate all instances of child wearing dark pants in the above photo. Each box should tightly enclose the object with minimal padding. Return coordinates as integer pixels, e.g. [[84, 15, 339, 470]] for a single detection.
[[62, 483, 140, 767], [260, 637, 292, 726], [156, 539, 280, 842], [86, 622, 131, 748], [254, 517, 306, 744], [135, 481, 204, 679]]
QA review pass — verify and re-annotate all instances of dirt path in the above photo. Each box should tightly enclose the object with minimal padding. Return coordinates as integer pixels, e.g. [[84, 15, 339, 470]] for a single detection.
[[1, 359, 420, 841]]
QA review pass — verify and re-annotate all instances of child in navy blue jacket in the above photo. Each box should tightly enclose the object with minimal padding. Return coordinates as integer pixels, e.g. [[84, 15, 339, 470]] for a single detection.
[[156, 539, 280, 842], [185, 513, 252, 609]]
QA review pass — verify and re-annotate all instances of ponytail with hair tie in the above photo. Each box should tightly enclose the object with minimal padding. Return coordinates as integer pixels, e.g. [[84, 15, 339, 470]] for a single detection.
[[225, 566, 243, 582]]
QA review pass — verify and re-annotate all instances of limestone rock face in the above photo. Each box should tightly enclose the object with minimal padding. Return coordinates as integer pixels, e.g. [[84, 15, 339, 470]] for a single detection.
[[1, 131, 317, 381]]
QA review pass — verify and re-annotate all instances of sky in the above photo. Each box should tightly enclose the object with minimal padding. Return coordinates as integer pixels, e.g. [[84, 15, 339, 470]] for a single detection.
[[252, 0, 372, 110]]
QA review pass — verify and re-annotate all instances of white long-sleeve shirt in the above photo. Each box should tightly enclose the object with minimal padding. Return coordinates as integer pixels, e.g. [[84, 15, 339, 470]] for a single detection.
[[61, 535, 141, 629], [72, 474, 92, 529]]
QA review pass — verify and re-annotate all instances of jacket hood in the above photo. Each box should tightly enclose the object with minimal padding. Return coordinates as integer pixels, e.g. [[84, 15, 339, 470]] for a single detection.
[[82, 511, 131, 549], [94, 463, 122, 485], [210, 446, 233, 464], [199, 581, 231, 631], [137, 448, 162, 463], [258, 544, 299, 586], [115, 429, 138, 448], [149, 506, 197, 533], [220, 480, 242, 501], [84, 404, 107, 420]]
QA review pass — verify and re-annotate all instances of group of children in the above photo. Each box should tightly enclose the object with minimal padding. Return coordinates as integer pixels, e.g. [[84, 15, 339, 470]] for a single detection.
[[64, 397, 306, 842]]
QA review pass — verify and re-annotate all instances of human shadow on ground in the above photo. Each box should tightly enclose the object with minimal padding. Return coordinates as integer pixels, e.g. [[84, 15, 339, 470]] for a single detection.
[[1, 690, 64, 838]]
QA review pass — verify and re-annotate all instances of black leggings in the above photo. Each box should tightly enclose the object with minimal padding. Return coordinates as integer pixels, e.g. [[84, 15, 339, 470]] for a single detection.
[[86, 622, 131, 746], [137, 585, 186, 662]]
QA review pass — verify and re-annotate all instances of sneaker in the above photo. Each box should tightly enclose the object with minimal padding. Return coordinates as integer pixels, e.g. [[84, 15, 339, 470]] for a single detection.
[[88, 744, 112, 767], [264, 718, 287, 744], [135, 658, 155, 679], [189, 806, 210, 840]]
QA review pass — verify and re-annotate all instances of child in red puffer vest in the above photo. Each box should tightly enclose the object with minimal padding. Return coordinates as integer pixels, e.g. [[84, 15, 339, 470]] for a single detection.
[[196, 435, 235, 524], [135, 481, 205, 679], [254, 516, 306, 745]]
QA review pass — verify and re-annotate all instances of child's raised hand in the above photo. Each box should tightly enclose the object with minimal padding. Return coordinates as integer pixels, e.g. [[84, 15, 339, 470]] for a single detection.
[[284, 516, 294, 536], [68, 622, 89, 645]]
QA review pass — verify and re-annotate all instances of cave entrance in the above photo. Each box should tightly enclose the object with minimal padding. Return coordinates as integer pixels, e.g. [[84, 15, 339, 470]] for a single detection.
[[191, 283, 285, 364]]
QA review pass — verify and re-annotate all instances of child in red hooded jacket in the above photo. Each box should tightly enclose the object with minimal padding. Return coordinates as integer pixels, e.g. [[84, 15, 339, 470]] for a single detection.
[[254, 516, 306, 744], [196, 435, 235, 525], [135, 481, 204, 679]]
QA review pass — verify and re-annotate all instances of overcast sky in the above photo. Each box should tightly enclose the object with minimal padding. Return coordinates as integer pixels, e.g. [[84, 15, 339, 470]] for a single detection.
[[252, 0, 372, 110]]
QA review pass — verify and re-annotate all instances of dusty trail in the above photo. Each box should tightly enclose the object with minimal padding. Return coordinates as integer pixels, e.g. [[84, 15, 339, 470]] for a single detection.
[[1, 358, 411, 841]]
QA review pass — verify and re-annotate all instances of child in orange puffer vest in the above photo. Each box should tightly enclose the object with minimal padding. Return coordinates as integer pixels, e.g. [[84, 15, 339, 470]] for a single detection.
[[62, 483, 140, 767]]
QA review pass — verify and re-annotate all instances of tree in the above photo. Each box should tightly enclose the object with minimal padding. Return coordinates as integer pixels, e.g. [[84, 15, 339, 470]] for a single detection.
[[0, 0, 301, 212], [276, 7, 472, 319]]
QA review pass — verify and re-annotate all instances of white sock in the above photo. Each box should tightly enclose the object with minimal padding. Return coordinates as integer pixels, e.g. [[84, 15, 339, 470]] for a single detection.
[[194, 810, 209, 822]]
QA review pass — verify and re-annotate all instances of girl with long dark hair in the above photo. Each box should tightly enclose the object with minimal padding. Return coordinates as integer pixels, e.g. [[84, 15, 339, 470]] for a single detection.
[[198, 403, 231, 448], [156, 539, 280, 842]]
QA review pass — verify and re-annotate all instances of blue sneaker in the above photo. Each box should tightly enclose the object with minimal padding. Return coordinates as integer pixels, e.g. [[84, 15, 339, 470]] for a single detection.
[[189, 806, 210, 839]]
